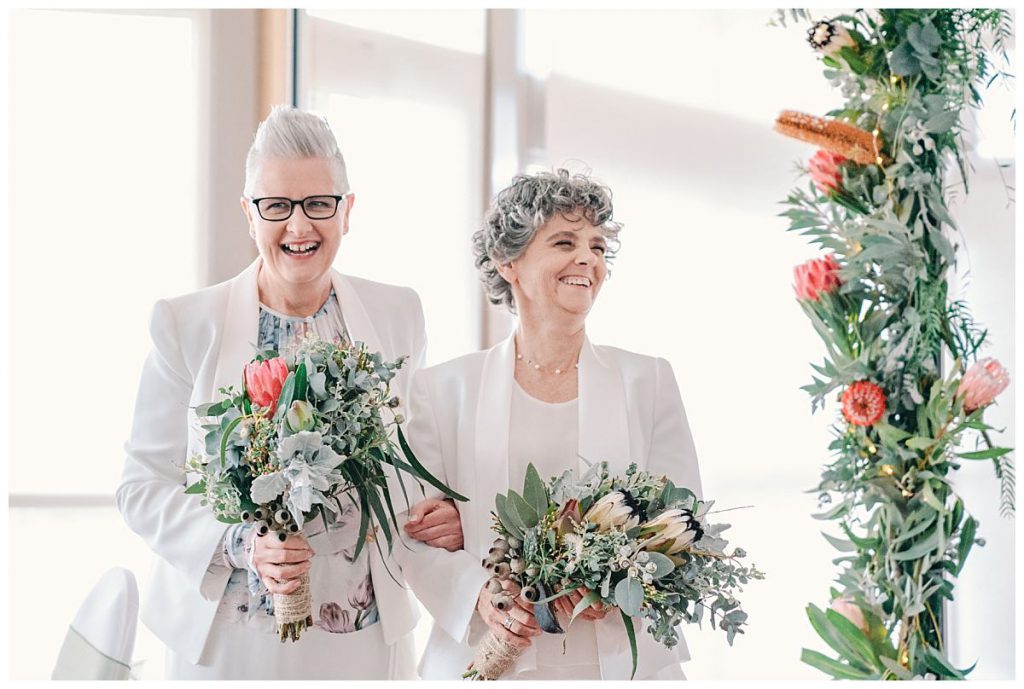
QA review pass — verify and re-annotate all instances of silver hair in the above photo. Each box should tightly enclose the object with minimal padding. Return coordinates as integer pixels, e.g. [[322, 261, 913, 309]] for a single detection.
[[242, 105, 351, 197], [472, 168, 622, 313]]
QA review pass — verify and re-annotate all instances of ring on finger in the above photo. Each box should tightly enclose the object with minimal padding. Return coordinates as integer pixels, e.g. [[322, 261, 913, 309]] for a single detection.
[[503, 615, 514, 630]]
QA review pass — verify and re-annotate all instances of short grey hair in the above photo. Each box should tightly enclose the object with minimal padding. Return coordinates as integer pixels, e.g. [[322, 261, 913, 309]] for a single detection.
[[243, 105, 351, 197], [472, 168, 622, 312]]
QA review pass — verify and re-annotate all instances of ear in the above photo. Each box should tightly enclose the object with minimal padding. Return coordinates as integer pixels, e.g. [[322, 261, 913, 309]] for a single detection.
[[494, 258, 517, 285], [341, 193, 355, 236], [240, 196, 256, 239]]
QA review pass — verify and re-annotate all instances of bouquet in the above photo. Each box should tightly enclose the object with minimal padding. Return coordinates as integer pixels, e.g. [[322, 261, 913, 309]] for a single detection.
[[466, 462, 764, 679], [186, 335, 465, 642]]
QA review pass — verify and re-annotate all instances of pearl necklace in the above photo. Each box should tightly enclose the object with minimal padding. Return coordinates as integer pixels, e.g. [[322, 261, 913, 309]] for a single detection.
[[515, 352, 580, 375]]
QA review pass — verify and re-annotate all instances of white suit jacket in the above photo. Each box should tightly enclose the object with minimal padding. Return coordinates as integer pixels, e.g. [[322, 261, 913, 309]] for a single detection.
[[395, 333, 704, 680], [116, 258, 425, 664]]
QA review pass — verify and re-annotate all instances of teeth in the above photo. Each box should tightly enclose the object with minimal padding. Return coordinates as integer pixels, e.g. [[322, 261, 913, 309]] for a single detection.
[[283, 242, 320, 254], [560, 276, 591, 287]]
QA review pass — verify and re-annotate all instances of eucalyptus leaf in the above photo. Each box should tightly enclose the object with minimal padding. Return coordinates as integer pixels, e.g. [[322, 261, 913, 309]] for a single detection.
[[614, 576, 644, 617]]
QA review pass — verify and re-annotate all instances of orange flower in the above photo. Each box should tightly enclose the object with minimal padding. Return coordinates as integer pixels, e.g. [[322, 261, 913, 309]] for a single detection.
[[841, 381, 886, 427]]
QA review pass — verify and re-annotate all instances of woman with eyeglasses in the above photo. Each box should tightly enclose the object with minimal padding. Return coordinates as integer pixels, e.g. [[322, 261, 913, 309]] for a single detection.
[[394, 169, 704, 680], [117, 105, 461, 679]]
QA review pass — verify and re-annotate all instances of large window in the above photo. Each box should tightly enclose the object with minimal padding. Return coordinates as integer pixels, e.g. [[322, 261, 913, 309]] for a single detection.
[[8, 9, 206, 678], [299, 10, 487, 366]]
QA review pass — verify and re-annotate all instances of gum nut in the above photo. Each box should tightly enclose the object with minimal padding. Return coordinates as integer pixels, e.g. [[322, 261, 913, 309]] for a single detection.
[[520, 586, 538, 602], [254, 508, 266, 521], [256, 521, 269, 536], [275, 509, 290, 523], [492, 537, 508, 549], [526, 566, 540, 578], [495, 563, 511, 578], [241, 511, 253, 522], [643, 573, 653, 584], [507, 537, 523, 550], [487, 578, 504, 594], [288, 523, 300, 533], [276, 531, 288, 542], [495, 595, 514, 611], [488, 546, 508, 558], [394, 413, 405, 424], [510, 559, 526, 574]]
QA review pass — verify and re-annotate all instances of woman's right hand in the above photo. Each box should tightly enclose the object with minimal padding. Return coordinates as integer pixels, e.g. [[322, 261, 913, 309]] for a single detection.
[[476, 579, 542, 648], [252, 532, 315, 595]]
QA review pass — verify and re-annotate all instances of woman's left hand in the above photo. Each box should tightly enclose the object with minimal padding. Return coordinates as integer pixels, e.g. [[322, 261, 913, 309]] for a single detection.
[[553, 587, 611, 622], [403, 497, 464, 551]]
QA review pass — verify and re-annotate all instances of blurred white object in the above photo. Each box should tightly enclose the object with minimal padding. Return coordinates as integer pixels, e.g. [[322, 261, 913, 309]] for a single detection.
[[52, 568, 138, 680]]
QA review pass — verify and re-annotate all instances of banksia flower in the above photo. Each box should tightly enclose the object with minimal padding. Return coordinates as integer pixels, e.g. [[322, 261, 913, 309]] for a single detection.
[[841, 381, 886, 427], [775, 111, 882, 166], [958, 358, 1010, 412]]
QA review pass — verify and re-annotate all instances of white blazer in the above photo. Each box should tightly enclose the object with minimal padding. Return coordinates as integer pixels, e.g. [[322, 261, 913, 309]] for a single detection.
[[395, 333, 704, 680], [116, 258, 425, 665]]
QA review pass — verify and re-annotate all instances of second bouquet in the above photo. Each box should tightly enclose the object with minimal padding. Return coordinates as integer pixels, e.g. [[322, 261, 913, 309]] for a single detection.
[[466, 462, 763, 679], [187, 335, 465, 642]]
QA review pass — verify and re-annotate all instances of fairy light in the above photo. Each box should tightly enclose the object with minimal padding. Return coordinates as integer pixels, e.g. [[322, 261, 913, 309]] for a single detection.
[[881, 464, 895, 476]]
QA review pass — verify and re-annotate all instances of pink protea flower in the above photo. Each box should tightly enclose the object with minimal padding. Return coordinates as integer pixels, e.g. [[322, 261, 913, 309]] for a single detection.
[[244, 357, 289, 411], [958, 358, 1010, 413], [829, 596, 869, 633], [841, 380, 886, 427], [793, 255, 842, 302], [808, 150, 847, 193]]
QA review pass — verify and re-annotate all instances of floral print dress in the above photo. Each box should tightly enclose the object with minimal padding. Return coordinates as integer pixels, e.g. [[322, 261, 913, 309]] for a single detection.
[[213, 289, 379, 636]]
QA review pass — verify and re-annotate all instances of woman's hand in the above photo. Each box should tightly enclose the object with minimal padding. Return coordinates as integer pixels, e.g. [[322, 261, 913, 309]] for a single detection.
[[476, 579, 541, 648], [252, 532, 314, 595], [403, 497, 464, 551], [553, 587, 611, 622]]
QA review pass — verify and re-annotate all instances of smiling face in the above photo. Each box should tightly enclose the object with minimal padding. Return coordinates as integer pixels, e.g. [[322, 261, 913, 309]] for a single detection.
[[240, 156, 352, 295], [497, 211, 609, 319]]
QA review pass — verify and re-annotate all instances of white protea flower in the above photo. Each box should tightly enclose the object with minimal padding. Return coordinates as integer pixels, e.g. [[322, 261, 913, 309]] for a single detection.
[[806, 19, 856, 58], [638, 508, 704, 555], [584, 490, 643, 531]]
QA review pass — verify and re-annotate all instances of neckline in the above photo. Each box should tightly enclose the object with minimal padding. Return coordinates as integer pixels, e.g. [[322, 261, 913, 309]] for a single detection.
[[259, 288, 335, 321], [512, 378, 578, 407]]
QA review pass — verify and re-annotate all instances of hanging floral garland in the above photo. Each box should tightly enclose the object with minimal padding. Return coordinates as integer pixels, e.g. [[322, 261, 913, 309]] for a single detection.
[[772, 9, 1013, 680]]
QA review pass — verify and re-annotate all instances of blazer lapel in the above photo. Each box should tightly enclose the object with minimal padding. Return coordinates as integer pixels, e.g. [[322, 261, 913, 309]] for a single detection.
[[332, 273, 386, 356], [210, 258, 262, 398], [578, 336, 632, 476], [468, 333, 515, 554]]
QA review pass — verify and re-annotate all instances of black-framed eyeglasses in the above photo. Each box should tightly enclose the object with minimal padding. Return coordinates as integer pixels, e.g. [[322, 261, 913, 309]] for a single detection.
[[250, 194, 350, 221]]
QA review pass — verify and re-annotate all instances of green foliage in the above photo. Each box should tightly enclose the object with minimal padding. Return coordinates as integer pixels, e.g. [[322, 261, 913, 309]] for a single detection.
[[776, 8, 1014, 680]]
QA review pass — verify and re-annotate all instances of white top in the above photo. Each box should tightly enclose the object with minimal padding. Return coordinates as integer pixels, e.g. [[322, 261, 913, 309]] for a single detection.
[[507, 380, 600, 678]]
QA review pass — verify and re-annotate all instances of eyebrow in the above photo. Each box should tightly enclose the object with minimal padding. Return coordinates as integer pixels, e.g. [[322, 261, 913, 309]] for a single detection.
[[547, 230, 607, 245]]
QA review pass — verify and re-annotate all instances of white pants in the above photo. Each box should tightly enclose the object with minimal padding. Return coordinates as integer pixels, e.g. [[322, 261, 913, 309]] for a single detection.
[[166, 617, 415, 680]]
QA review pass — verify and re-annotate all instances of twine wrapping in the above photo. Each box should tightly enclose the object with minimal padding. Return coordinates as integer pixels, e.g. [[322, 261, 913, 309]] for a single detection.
[[774, 110, 884, 165], [464, 630, 524, 681], [274, 571, 313, 643]]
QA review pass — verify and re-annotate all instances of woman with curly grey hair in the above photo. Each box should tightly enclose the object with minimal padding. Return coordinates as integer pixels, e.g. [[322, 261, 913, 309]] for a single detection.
[[397, 169, 704, 680]]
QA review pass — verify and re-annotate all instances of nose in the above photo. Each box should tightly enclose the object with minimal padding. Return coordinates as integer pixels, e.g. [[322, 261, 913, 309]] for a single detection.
[[286, 209, 315, 236], [574, 247, 595, 266]]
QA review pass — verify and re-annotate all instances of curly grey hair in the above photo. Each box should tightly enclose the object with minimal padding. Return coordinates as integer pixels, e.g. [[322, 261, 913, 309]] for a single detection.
[[243, 105, 351, 197], [472, 168, 622, 312]]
